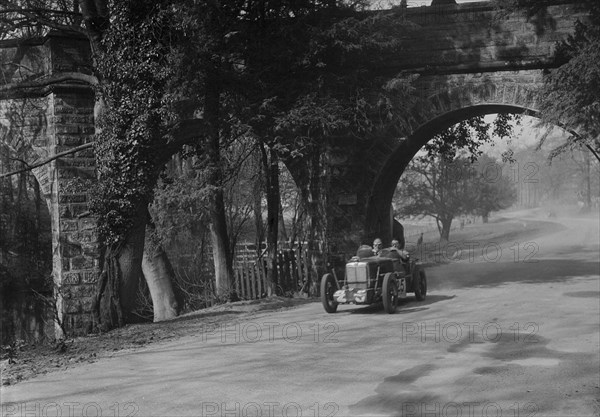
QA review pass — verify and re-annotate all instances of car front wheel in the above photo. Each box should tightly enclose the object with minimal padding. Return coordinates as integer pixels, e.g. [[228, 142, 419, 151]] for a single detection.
[[320, 273, 338, 313], [382, 273, 398, 314]]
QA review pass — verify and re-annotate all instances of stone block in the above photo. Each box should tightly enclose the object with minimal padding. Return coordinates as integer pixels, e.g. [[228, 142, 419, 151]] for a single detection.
[[59, 194, 87, 204], [70, 256, 94, 270], [82, 243, 100, 257], [59, 205, 72, 218], [81, 271, 100, 284], [69, 204, 90, 217], [60, 257, 70, 272], [62, 272, 80, 285], [80, 297, 95, 313], [55, 124, 80, 134], [60, 220, 79, 232], [57, 135, 83, 146], [64, 299, 80, 314], [70, 285, 96, 298], [79, 218, 97, 231], [67, 230, 98, 244], [61, 242, 82, 257]]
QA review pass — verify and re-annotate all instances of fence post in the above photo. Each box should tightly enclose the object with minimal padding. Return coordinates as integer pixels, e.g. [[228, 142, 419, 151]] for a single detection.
[[256, 263, 262, 298], [244, 265, 251, 300], [249, 263, 257, 299], [302, 249, 311, 292], [235, 267, 241, 299], [259, 260, 268, 296]]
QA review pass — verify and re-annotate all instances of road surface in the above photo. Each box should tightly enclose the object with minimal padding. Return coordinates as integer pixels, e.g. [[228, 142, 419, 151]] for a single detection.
[[1, 212, 599, 417]]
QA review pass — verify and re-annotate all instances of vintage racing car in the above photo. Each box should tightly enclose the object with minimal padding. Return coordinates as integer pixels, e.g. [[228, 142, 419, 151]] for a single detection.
[[320, 247, 427, 314]]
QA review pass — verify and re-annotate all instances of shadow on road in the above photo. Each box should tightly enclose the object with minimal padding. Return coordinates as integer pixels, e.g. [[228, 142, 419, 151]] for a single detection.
[[342, 295, 456, 315], [428, 258, 600, 291], [563, 291, 600, 298]]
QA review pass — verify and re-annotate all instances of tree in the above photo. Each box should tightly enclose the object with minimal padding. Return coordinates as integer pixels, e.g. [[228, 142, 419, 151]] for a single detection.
[[493, 0, 600, 162], [89, 1, 205, 327], [395, 115, 518, 241], [473, 155, 517, 223], [231, 1, 420, 293], [396, 155, 517, 240], [538, 0, 600, 163], [396, 156, 471, 241]]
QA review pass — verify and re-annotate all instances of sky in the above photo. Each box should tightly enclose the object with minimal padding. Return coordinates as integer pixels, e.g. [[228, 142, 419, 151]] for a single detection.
[[380, 0, 486, 6], [369, 1, 491, 11]]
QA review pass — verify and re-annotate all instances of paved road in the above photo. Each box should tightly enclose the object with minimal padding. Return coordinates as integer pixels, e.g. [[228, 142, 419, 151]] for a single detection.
[[1, 213, 599, 417]]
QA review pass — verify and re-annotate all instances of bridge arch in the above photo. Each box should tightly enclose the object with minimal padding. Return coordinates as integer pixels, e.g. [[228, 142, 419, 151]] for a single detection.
[[365, 96, 549, 243]]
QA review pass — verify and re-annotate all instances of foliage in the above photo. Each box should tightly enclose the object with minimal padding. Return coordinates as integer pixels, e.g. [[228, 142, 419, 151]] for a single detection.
[[424, 114, 519, 163], [91, 1, 189, 246], [490, 0, 600, 161], [537, 0, 600, 161], [472, 155, 517, 220]]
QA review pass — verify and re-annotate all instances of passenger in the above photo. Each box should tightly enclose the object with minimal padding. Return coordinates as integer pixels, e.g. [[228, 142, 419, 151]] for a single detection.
[[391, 239, 410, 262]]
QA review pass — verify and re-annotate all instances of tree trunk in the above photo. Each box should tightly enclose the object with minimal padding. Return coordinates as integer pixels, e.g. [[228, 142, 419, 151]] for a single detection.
[[96, 202, 147, 331], [141, 225, 179, 322], [205, 65, 233, 300], [439, 217, 452, 241], [253, 161, 265, 257], [306, 150, 325, 297], [209, 194, 233, 299], [584, 150, 592, 210], [261, 144, 280, 296], [278, 200, 288, 242]]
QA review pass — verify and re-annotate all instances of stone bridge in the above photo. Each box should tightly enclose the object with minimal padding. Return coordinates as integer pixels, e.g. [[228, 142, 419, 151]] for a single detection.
[[0, 1, 589, 337], [317, 0, 589, 250]]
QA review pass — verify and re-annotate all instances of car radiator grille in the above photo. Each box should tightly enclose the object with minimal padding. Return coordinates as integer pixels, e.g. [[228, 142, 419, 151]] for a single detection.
[[346, 262, 369, 288]]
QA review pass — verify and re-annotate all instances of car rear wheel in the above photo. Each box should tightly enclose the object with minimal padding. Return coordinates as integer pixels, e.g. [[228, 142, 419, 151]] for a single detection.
[[413, 266, 427, 301], [382, 273, 398, 314], [320, 273, 338, 313]]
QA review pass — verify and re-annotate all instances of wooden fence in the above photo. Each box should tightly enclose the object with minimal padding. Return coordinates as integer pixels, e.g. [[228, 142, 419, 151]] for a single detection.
[[233, 242, 320, 300]]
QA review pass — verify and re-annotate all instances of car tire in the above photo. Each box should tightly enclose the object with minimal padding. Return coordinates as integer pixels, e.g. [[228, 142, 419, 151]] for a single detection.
[[413, 266, 427, 301], [320, 273, 338, 313], [382, 273, 398, 314]]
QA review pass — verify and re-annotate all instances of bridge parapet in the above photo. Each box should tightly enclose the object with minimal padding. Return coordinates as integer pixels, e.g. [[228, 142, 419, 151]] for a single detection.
[[388, 1, 588, 74]]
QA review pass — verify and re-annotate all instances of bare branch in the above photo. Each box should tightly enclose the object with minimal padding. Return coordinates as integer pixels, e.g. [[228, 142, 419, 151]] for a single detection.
[[0, 72, 98, 94], [0, 142, 93, 178], [0, 0, 84, 34]]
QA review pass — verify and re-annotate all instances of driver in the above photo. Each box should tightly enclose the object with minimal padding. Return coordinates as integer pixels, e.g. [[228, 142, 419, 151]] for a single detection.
[[372, 238, 383, 256]]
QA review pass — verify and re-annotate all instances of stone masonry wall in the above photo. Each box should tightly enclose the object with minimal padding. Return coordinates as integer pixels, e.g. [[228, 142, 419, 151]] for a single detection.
[[391, 1, 589, 73], [1, 33, 98, 338], [52, 90, 99, 336]]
